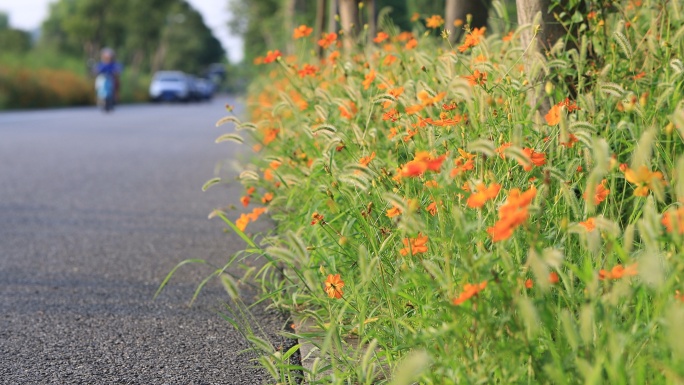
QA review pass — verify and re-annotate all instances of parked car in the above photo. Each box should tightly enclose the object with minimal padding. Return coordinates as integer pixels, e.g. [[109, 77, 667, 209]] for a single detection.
[[149, 71, 191, 102]]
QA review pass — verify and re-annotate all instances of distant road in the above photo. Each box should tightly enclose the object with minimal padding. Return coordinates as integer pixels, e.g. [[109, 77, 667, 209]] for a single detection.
[[0, 98, 284, 384]]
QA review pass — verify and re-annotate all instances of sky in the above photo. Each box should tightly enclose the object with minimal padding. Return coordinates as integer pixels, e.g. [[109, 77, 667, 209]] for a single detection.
[[0, 0, 244, 63]]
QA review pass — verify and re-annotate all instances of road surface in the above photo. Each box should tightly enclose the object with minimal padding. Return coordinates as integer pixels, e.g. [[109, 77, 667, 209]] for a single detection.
[[0, 99, 286, 384]]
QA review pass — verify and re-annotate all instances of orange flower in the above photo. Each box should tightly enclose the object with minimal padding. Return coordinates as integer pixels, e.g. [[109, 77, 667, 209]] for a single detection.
[[525, 279, 533, 289], [560, 133, 579, 148], [235, 213, 250, 231], [311, 212, 325, 225], [240, 195, 250, 207], [383, 54, 397, 66], [425, 15, 444, 28], [388, 87, 404, 99], [373, 31, 390, 43], [382, 109, 399, 122], [545, 99, 579, 125], [544, 104, 561, 126], [487, 185, 537, 242], [632, 71, 646, 80], [463, 70, 487, 86], [400, 233, 429, 256], [261, 192, 273, 203], [362, 70, 376, 90], [246, 207, 267, 221], [427, 201, 438, 216], [324, 274, 344, 299], [263, 128, 279, 145], [457, 27, 485, 52], [417, 90, 446, 106], [405, 104, 424, 114], [466, 183, 501, 208], [520, 148, 546, 171], [579, 217, 596, 231], [400, 152, 446, 177], [405, 38, 418, 50], [318, 32, 338, 49], [424, 180, 438, 188], [263, 50, 282, 64], [360, 152, 376, 166], [549, 272, 559, 284], [328, 50, 340, 64], [297, 64, 318, 78], [450, 159, 474, 177], [386, 205, 402, 218], [452, 281, 487, 305], [502, 31, 514, 41], [676, 290, 684, 302], [410, 12, 420, 22], [584, 179, 609, 205], [293, 25, 313, 39], [662, 206, 684, 234], [624, 165, 664, 197], [339, 101, 357, 119], [496, 142, 511, 159], [264, 168, 274, 181], [599, 263, 638, 280]]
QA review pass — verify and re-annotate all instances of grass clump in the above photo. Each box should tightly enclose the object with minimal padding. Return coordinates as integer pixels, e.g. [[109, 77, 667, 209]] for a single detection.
[[206, 1, 684, 383]]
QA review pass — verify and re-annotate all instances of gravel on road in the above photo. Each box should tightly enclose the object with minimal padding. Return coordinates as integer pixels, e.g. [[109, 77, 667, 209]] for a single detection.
[[0, 99, 287, 384]]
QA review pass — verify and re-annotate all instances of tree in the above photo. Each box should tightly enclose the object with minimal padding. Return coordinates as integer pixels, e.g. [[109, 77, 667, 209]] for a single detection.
[[515, 0, 566, 53], [41, 0, 224, 74], [515, 0, 585, 110], [0, 12, 32, 53], [339, 0, 360, 52], [0, 12, 9, 30]]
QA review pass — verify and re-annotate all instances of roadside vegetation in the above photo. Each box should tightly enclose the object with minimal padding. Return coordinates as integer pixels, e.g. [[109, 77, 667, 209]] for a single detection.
[[201, 0, 684, 383]]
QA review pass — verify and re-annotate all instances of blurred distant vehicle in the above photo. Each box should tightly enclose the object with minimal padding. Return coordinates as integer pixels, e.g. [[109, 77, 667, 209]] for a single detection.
[[149, 71, 191, 102], [195, 78, 215, 100], [187, 76, 203, 101]]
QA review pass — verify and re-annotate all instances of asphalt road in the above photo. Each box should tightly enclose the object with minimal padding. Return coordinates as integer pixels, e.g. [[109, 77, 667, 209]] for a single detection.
[[0, 98, 286, 384]]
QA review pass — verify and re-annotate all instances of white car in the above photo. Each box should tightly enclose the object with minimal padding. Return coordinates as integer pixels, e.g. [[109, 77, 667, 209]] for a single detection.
[[149, 71, 191, 102]]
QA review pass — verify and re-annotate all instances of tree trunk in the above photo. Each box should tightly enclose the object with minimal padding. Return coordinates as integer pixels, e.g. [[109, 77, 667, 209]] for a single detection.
[[367, 0, 376, 43], [339, 0, 359, 52], [515, 0, 567, 113], [445, 0, 490, 44], [516, 0, 566, 53], [316, 0, 327, 58], [328, 0, 337, 33], [284, 0, 296, 55]]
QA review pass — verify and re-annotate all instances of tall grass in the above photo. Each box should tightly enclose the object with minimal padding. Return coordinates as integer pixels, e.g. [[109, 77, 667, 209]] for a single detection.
[[194, 0, 684, 383]]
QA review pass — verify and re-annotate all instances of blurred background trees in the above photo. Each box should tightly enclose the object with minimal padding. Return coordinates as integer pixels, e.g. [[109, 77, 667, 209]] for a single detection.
[[39, 0, 225, 75]]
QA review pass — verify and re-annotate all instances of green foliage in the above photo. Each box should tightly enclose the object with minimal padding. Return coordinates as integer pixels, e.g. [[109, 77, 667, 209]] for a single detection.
[[40, 0, 225, 74], [0, 28, 32, 53]]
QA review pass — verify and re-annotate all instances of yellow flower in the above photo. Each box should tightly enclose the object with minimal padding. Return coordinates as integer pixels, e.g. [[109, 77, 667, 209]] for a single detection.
[[624, 165, 664, 197]]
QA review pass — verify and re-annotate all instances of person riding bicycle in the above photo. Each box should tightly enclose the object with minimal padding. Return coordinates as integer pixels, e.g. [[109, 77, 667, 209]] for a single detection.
[[95, 47, 122, 102]]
